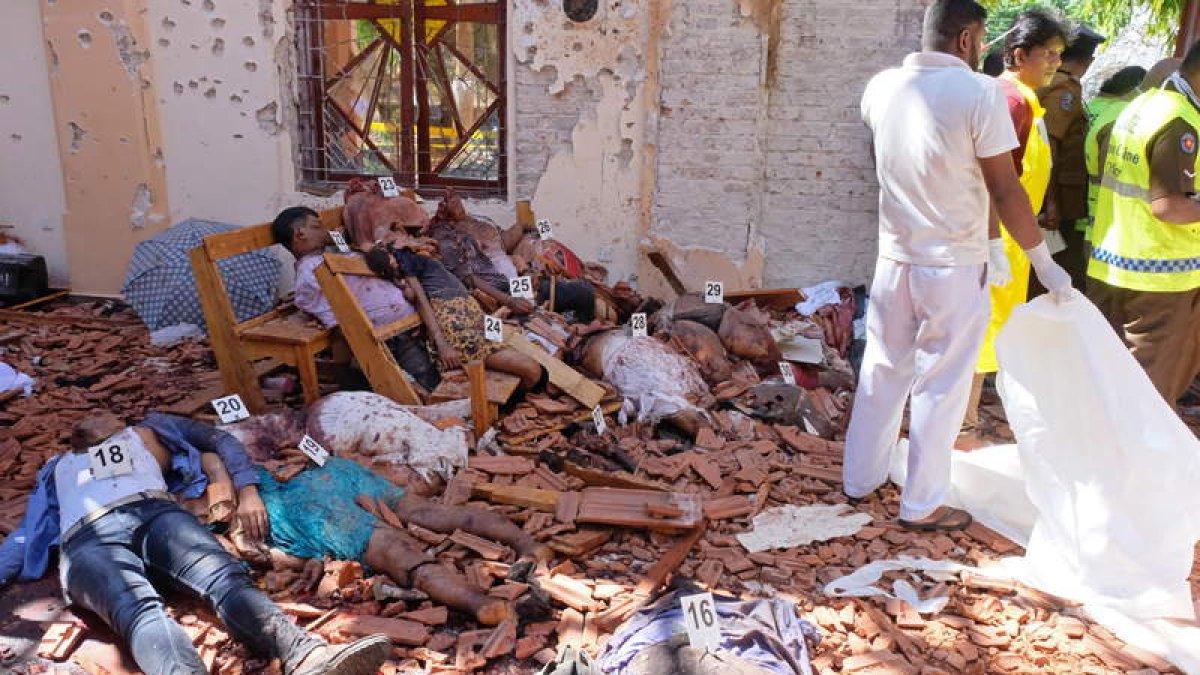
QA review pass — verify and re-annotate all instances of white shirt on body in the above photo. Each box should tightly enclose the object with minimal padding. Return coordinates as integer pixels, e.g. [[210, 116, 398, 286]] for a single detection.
[[861, 51, 1019, 266]]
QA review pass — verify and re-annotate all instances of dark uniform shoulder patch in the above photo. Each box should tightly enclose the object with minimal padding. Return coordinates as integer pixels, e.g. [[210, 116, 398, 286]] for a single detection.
[[1060, 92, 1074, 111], [1182, 132, 1197, 155]]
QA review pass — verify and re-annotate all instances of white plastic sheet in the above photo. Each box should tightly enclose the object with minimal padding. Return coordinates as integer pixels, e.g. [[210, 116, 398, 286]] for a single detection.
[[996, 293, 1200, 621], [0, 362, 34, 396]]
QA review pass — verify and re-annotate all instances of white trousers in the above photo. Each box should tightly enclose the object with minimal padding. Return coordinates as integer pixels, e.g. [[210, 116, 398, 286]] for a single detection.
[[843, 258, 989, 521]]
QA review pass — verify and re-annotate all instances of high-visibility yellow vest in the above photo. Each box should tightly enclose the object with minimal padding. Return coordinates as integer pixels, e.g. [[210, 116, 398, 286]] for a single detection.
[[1089, 89, 1200, 292], [1084, 96, 1131, 239], [977, 73, 1053, 374]]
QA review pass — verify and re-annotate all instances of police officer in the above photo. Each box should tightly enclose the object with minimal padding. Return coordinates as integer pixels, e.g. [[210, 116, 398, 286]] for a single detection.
[[1087, 43, 1200, 407], [1036, 25, 1106, 292]]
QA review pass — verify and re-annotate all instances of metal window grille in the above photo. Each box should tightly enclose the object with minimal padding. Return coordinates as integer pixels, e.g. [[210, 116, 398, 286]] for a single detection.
[[295, 0, 506, 198]]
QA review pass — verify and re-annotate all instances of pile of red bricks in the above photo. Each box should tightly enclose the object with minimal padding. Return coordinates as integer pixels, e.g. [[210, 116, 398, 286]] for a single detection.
[[1, 299, 1194, 674]]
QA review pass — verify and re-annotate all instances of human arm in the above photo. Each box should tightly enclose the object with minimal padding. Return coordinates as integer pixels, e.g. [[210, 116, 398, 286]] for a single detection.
[[472, 275, 534, 314], [139, 413, 261, 493], [406, 274, 460, 370], [501, 220, 533, 254], [292, 256, 339, 328], [980, 153, 1072, 300], [1147, 119, 1200, 224]]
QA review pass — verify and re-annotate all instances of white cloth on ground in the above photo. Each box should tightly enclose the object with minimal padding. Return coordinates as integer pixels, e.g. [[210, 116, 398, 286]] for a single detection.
[[0, 362, 34, 396], [842, 258, 989, 521]]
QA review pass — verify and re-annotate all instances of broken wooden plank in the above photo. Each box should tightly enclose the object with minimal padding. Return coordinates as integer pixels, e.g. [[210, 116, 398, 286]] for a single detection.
[[576, 487, 702, 530], [592, 521, 708, 631], [644, 249, 687, 296], [472, 482, 563, 512], [504, 332, 605, 408]]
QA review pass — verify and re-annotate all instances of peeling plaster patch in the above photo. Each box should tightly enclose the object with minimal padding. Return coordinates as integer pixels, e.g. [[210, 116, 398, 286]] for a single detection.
[[512, 0, 645, 94], [243, 61, 257, 72], [212, 37, 225, 56], [98, 11, 114, 24], [255, 102, 281, 135], [257, 0, 275, 39], [129, 184, 153, 229], [77, 30, 92, 48], [735, 0, 783, 86], [105, 21, 151, 80], [644, 236, 766, 292], [67, 122, 86, 154]]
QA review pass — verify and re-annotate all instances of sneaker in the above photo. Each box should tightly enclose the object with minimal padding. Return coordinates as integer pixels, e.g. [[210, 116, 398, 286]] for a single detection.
[[286, 635, 392, 675]]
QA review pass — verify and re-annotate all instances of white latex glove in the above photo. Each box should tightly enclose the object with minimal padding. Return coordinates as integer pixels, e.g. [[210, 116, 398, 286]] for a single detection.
[[987, 238, 1013, 288], [1025, 241, 1074, 303]]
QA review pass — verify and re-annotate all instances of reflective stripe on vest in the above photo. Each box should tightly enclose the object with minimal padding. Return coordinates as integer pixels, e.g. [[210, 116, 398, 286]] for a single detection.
[[1089, 89, 1200, 292]]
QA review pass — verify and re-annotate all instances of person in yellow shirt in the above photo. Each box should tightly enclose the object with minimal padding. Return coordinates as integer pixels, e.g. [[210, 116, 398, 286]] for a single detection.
[[964, 9, 1068, 431]]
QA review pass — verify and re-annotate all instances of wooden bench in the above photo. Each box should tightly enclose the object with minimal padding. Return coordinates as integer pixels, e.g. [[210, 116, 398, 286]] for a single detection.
[[314, 252, 424, 405], [190, 208, 345, 412]]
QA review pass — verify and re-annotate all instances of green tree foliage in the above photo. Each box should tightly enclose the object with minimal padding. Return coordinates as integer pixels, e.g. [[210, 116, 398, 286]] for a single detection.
[[982, 0, 1181, 41]]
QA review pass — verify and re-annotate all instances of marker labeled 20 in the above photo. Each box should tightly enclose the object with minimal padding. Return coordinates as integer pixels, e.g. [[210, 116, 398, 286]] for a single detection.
[[680, 592, 721, 651], [212, 394, 250, 424]]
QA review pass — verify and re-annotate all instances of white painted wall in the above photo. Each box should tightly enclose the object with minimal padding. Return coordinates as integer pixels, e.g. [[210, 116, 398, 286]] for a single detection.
[[0, 0, 70, 287]]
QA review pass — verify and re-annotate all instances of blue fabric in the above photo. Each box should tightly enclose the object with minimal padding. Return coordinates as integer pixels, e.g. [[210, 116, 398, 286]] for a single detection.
[[0, 416, 259, 588], [121, 219, 279, 332], [258, 458, 404, 562]]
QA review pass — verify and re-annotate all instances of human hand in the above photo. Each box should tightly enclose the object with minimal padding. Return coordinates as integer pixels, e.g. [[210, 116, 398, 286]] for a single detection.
[[441, 348, 463, 371], [1026, 242, 1074, 304], [1040, 200, 1061, 231], [235, 486, 269, 543], [987, 238, 1013, 287]]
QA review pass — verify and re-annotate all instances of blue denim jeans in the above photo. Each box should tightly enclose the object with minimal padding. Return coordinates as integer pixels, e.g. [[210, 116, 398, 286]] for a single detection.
[[61, 498, 321, 675]]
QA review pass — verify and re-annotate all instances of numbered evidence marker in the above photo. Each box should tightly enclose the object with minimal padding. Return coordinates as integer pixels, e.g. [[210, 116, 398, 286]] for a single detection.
[[89, 440, 134, 480], [212, 394, 251, 424], [508, 276, 534, 300], [630, 312, 648, 338], [703, 280, 724, 304], [297, 435, 330, 467], [535, 219, 554, 240], [484, 315, 504, 343], [778, 361, 796, 386], [680, 592, 722, 652], [377, 176, 401, 198], [329, 230, 352, 254], [591, 405, 608, 435]]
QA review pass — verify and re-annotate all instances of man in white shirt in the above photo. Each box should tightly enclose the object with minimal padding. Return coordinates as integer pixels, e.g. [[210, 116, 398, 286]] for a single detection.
[[845, 0, 1073, 531]]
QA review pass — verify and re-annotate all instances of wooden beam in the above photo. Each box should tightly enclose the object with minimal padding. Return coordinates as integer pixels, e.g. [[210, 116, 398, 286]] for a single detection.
[[592, 521, 708, 631], [644, 249, 687, 296], [471, 482, 563, 512], [504, 332, 605, 409], [467, 360, 493, 437]]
